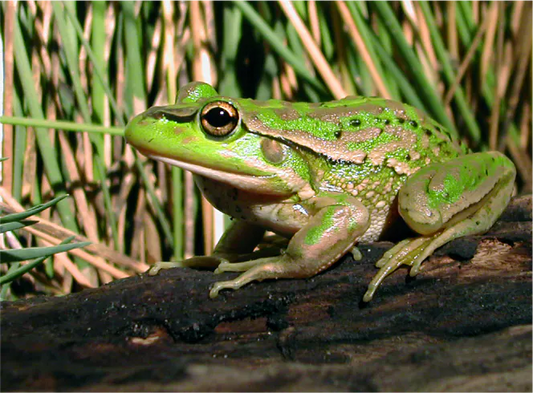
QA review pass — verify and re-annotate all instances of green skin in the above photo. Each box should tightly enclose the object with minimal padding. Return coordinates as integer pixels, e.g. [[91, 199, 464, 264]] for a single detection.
[[124, 82, 516, 302]]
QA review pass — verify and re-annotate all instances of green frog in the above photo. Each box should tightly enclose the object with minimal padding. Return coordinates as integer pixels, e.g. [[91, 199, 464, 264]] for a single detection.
[[124, 82, 516, 302]]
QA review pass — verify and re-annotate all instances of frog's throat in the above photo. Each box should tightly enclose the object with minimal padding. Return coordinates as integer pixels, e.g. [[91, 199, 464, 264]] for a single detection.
[[148, 154, 289, 196]]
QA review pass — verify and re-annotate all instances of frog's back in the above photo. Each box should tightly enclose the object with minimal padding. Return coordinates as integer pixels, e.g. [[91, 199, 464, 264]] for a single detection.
[[241, 96, 468, 173]]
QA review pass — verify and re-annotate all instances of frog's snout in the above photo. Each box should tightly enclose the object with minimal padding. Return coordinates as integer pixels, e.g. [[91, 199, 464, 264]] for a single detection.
[[124, 113, 145, 146], [124, 120, 133, 144]]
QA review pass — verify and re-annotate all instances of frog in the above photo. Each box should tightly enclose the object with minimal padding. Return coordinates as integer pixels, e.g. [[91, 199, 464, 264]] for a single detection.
[[124, 82, 516, 302]]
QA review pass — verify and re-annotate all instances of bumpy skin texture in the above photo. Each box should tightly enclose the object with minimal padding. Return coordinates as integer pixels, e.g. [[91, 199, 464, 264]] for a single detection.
[[124, 82, 516, 302]]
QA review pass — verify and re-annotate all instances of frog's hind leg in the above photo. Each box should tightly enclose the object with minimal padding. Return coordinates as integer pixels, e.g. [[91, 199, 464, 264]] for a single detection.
[[363, 151, 516, 302]]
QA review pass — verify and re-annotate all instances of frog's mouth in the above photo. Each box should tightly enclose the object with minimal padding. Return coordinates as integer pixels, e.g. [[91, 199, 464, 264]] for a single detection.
[[142, 151, 292, 196]]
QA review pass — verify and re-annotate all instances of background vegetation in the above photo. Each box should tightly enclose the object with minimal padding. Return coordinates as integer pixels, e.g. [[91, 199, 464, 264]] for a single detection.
[[0, 1, 531, 299]]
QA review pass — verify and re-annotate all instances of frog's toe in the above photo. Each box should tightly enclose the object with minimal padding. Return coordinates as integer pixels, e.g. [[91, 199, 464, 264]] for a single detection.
[[374, 248, 398, 268], [209, 278, 247, 298], [408, 258, 426, 277], [363, 259, 403, 302], [209, 282, 224, 298], [347, 246, 362, 261], [214, 259, 265, 274], [148, 266, 161, 276], [209, 273, 261, 299], [148, 261, 184, 276], [363, 286, 377, 303], [213, 265, 224, 275], [374, 258, 388, 268], [375, 239, 414, 268]]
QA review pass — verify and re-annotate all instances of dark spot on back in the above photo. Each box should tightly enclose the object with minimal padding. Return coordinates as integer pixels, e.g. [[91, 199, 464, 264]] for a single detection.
[[334, 130, 342, 139], [398, 118, 405, 124], [409, 120, 418, 128], [350, 119, 361, 127], [384, 119, 390, 125]]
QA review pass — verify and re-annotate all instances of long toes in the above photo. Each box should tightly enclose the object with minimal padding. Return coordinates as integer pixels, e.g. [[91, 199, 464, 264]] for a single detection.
[[214, 262, 230, 274], [148, 262, 183, 275], [409, 259, 425, 276], [363, 285, 377, 302], [209, 280, 240, 298], [375, 257, 389, 268], [209, 283, 223, 298], [148, 266, 161, 276]]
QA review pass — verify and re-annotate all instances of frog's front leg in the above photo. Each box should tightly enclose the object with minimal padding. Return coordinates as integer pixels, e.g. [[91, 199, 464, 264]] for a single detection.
[[363, 151, 516, 302], [149, 221, 265, 274], [210, 195, 370, 298]]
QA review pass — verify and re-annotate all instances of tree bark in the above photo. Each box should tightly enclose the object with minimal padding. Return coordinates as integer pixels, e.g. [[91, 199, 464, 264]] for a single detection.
[[1, 195, 531, 392]]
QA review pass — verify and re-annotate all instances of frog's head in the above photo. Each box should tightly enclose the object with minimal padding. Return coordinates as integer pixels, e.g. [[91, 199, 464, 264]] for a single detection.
[[124, 82, 310, 196]]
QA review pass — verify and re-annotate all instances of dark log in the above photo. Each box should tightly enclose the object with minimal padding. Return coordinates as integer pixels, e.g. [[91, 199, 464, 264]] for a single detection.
[[1, 195, 531, 392]]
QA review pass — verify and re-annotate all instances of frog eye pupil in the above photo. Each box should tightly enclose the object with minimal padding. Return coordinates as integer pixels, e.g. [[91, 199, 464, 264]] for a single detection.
[[200, 101, 239, 137], [205, 108, 232, 128]]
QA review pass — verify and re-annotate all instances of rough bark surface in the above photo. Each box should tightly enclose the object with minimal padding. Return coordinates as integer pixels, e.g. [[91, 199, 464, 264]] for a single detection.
[[1, 195, 532, 392]]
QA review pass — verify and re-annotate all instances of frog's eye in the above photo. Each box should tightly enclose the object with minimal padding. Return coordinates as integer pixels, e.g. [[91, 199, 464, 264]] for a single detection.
[[200, 101, 239, 137]]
